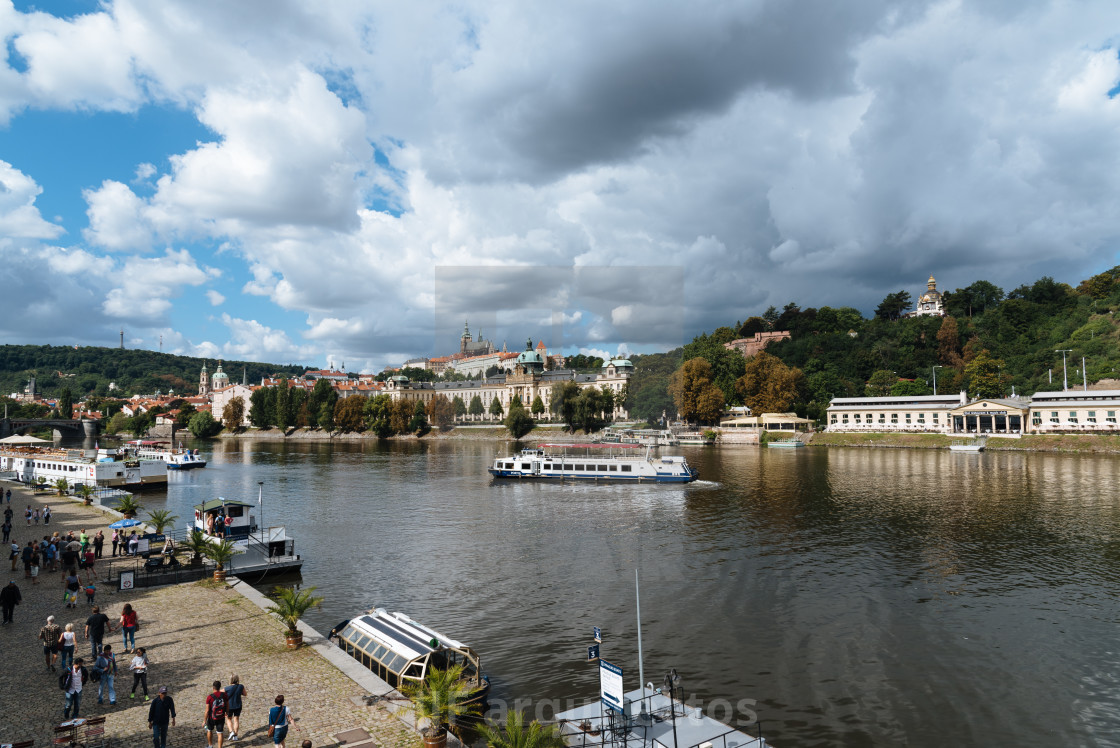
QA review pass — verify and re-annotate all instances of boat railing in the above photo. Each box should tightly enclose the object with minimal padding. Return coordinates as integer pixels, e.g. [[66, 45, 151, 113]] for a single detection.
[[557, 696, 767, 748]]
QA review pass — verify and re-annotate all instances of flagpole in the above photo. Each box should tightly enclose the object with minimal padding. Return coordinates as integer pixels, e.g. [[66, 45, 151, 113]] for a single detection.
[[258, 481, 264, 541]]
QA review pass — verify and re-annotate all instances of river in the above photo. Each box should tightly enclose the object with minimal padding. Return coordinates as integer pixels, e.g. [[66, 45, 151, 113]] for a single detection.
[[135, 439, 1120, 747]]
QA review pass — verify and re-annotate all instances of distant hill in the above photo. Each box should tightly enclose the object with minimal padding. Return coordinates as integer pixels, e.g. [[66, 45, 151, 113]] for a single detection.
[[0, 344, 307, 400]]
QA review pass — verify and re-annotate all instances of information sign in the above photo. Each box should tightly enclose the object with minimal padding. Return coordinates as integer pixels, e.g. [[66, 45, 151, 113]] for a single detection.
[[588, 644, 600, 662], [594, 626, 602, 643], [119, 571, 134, 591], [599, 660, 624, 713]]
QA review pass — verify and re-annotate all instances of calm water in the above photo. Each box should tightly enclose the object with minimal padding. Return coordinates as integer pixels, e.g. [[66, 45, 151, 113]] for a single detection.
[[136, 440, 1120, 747]]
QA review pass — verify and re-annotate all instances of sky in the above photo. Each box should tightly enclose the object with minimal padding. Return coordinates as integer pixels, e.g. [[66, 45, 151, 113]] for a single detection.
[[1, 0, 1119, 372]]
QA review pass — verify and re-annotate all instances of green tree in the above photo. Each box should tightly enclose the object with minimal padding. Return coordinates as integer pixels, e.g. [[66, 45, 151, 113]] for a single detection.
[[866, 369, 897, 397], [188, 410, 223, 438], [890, 379, 931, 396], [364, 394, 394, 437], [402, 664, 480, 740], [409, 399, 430, 435], [275, 380, 291, 430], [428, 394, 455, 430], [249, 387, 275, 428], [550, 381, 581, 430], [479, 711, 567, 748], [145, 509, 179, 535], [130, 411, 153, 437], [488, 396, 504, 419], [222, 396, 245, 430], [318, 401, 335, 431], [335, 396, 367, 433], [504, 407, 535, 439], [468, 395, 485, 418], [599, 385, 616, 419], [309, 378, 336, 417], [175, 401, 197, 428], [573, 387, 606, 433], [668, 357, 725, 424], [875, 291, 913, 321], [107, 411, 129, 434], [965, 349, 1006, 398], [530, 394, 545, 417], [452, 396, 467, 419], [58, 387, 73, 419], [734, 351, 805, 415], [265, 585, 324, 646], [391, 399, 413, 434]]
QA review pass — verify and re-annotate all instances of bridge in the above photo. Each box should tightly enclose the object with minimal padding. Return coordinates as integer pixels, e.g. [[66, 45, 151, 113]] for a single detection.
[[0, 417, 100, 440]]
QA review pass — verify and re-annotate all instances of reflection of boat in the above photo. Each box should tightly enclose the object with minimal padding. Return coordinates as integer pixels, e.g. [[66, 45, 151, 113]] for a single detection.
[[126, 440, 207, 469], [489, 444, 698, 482], [767, 438, 805, 448], [192, 498, 302, 576], [949, 440, 985, 453], [334, 609, 490, 703]]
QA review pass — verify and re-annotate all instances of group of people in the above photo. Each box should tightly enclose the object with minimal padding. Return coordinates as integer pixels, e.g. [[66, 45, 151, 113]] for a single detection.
[[202, 679, 312, 748], [8, 528, 103, 591], [23, 504, 53, 525]]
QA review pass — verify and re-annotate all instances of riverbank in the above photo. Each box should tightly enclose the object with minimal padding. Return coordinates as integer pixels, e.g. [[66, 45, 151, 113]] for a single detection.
[[1, 482, 419, 748], [807, 431, 1120, 453]]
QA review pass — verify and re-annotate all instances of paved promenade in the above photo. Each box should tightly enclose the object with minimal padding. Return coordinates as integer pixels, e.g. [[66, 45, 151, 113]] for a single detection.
[[1, 482, 420, 748]]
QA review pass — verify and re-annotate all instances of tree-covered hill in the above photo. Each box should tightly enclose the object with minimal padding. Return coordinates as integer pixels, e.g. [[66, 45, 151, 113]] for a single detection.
[[0, 344, 306, 401]]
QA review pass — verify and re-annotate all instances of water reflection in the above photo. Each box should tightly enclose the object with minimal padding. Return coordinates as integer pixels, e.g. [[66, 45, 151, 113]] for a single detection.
[[125, 439, 1120, 747]]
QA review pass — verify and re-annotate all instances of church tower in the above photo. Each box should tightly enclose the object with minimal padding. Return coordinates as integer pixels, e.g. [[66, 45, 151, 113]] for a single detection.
[[212, 360, 229, 390], [460, 320, 472, 355], [199, 362, 210, 396]]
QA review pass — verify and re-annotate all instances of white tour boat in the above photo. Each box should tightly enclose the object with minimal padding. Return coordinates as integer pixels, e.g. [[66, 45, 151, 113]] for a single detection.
[[489, 443, 698, 483], [0, 445, 168, 490], [126, 439, 207, 469]]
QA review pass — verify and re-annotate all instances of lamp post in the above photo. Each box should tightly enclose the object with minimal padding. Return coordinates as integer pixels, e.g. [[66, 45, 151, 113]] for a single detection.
[[257, 481, 264, 540], [932, 365, 943, 396], [663, 669, 681, 748], [1056, 350, 1072, 391]]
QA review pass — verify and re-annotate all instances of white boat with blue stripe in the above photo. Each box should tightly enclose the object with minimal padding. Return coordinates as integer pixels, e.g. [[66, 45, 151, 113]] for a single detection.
[[489, 443, 698, 483]]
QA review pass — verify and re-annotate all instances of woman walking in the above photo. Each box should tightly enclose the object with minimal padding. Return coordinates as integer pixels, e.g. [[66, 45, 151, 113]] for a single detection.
[[129, 646, 150, 700], [268, 694, 293, 748], [60, 622, 77, 669], [43, 505, 51, 525], [224, 674, 247, 741], [120, 603, 138, 652], [63, 569, 81, 607]]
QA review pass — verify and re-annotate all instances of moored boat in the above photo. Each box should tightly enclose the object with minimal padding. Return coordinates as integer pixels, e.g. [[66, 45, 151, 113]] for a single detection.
[[333, 608, 490, 702], [126, 440, 207, 469], [489, 443, 698, 482], [0, 445, 168, 490], [192, 498, 302, 576]]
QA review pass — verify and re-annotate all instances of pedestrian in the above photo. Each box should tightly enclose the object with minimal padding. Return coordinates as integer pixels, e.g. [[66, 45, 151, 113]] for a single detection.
[[129, 646, 150, 700], [43, 504, 51, 525], [204, 680, 228, 748], [39, 614, 62, 671], [267, 694, 293, 748], [25, 505, 31, 526], [0, 579, 20, 623], [61, 657, 89, 719], [1, 518, 10, 542], [120, 603, 139, 652], [33, 507, 40, 524], [21, 540, 32, 577], [82, 547, 96, 583], [111, 529, 119, 557], [63, 569, 81, 607], [93, 530, 104, 558], [8, 540, 18, 571], [149, 686, 176, 748], [2, 505, 10, 522], [95, 643, 117, 705], [60, 622, 77, 669], [85, 605, 113, 660], [5, 488, 10, 503], [29, 543, 40, 584], [128, 531, 139, 556], [45, 538, 56, 573], [79, 528, 89, 553], [60, 542, 79, 573], [85, 582, 96, 606], [224, 674, 247, 741]]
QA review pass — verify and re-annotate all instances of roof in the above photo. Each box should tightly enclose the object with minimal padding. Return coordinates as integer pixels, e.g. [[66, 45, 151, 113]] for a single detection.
[[348, 609, 468, 663], [194, 498, 255, 511]]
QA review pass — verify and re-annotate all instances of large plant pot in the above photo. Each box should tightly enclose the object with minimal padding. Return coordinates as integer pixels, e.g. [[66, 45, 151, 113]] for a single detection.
[[422, 728, 448, 748], [285, 630, 304, 649], [213, 569, 227, 583]]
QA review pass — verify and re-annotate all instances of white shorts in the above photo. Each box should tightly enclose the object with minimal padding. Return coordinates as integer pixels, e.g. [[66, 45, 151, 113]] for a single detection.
[[30, 565, 39, 577]]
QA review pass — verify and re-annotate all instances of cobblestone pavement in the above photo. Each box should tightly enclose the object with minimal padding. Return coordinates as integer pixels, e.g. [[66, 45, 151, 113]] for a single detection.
[[1, 482, 421, 748]]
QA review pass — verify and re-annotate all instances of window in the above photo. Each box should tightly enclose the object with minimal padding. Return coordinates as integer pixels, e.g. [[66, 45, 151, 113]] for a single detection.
[[1069, 411, 1078, 424], [891, 414, 898, 422], [1050, 411, 1059, 424], [842, 414, 849, 422], [932, 413, 939, 422], [830, 415, 838, 423], [621, 464, 632, 472], [1032, 414, 1041, 425], [574, 464, 584, 471], [1088, 411, 1097, 423], [917, 413, 926, 423], [866, 414, 872, 421], [598, 465, 608, 472], [905, 413, 912, 424], [854, 414, 862, 422], [878, 414, 886, 423], [609, 465, 617, 471], [1108, 411, 1117, 423]]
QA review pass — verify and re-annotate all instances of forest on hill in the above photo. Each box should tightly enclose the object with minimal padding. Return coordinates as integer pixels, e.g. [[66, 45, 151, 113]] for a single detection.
[[623, 267, 1120, 425], [0, 344, 306, 404]]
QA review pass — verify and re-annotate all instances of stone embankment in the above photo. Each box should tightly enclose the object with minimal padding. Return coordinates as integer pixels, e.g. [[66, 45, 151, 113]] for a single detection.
[[1, 482, 420, 748]]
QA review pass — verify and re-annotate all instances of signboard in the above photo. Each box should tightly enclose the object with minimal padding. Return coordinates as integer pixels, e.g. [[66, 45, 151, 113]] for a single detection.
[[594, 626, 602, 643], [119, 571, 134, 591], [963, 410, 1007, 416], [136, 538, 150, 554], [599, 660, 624, 713], [587, 644, 600, 662]]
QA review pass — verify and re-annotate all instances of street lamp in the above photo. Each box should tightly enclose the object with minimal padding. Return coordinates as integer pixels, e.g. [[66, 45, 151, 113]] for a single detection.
[[257, 481, 264, 540], [1055, 350, 1072, 391], [663, 669, 681, 748], [932, 365, 943, 396]]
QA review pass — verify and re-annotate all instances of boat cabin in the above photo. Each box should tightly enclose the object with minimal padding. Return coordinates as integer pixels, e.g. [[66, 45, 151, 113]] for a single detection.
[[335, 609, 487, 697], [193, 498, 257, 540]]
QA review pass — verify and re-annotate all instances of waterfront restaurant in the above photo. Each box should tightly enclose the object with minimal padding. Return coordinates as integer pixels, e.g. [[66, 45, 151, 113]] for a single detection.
[[826, 393, 966, 433], [1026, 390, 1120, 433], [947, 398, 1029, 435]]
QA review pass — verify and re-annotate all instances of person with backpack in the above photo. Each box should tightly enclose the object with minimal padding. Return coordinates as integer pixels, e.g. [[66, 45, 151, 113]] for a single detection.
[[61, 657, 89, 719], [95, 643, 117, 705], [224, 674, 247, 741], [267, 694, 293, 748], [204, 680, 228, 748]]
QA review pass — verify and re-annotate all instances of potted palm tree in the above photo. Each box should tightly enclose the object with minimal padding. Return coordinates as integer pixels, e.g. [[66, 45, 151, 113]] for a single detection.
[[402, 664, 481, 748], [184, 529, 209, 566], [114, 494, 143, 518], [480, 710, 567, 748], [203, 539, 237, 582], [265, 586, 324, 649], [145, 509, 179, 536], [35, 477, 47, 492], [54, 477, 69, 496], [76, 483, 95, 505]]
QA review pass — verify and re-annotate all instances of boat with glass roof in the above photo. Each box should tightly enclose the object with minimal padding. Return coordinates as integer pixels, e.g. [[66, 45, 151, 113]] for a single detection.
[[488, 443, 698, 483], [332, 608, 490, 702]]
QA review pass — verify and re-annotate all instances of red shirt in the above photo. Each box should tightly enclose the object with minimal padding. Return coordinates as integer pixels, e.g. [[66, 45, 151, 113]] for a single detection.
[[121, 610, 138, 628], [206, 691, 226, 719]]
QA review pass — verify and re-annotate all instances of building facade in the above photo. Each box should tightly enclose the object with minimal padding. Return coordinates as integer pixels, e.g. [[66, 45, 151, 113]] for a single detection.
[[906, 275, 946, 317], [724, 331, 791, 358]]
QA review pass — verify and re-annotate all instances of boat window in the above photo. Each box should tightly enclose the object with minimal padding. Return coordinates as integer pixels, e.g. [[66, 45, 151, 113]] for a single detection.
[[521, 464, 530, 470], [575, 464, 584, 471], [372, 644, 387, 661], [621, 465, 632, 472], [386, 653, 407, 673], [609, 465, 617, 471], [361, 651, 372, 669], [228, 506, 244, 517], [355, 635, 371, 651], [598, 465, 607, 471]]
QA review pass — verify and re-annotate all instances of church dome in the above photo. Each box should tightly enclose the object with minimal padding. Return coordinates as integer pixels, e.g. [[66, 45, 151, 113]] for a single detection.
[[516, 338, 544, 369], [603, 359, 633, 369]]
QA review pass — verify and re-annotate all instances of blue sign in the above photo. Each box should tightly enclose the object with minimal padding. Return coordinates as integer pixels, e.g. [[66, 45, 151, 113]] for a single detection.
[[599, 660, 624, 712], [594, 626, 602, 642], [588, 644, 600, 661]]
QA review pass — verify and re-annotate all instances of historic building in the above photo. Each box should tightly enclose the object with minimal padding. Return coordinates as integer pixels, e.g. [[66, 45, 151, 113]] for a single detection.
[[459, 321, 496, 357], [724, 331, 791, 358], [907, 275, 946, 317]]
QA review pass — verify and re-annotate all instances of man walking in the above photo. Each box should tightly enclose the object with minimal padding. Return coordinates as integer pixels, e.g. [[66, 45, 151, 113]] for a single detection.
[[85, 606, 112, 660], [0, 579, 20, 623], [204, 680, 227, 748], [62, 657, 88, 719], [95, 644, 117, 705], [40, 614, 62, 671], [148, 686, 176, 748]]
